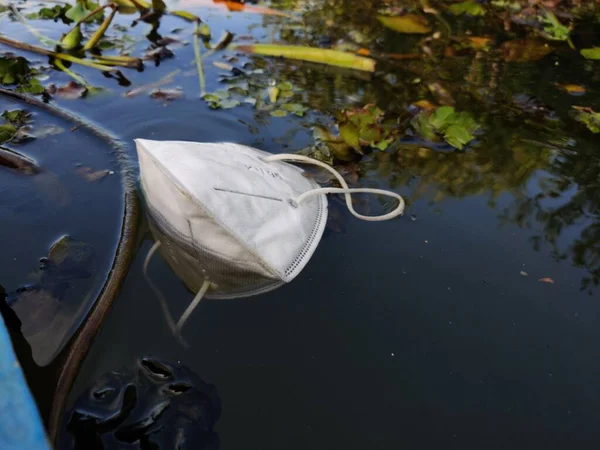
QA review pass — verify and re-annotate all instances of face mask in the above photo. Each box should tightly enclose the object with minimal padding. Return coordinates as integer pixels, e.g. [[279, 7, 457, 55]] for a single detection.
[[136, 139, 404, 343]]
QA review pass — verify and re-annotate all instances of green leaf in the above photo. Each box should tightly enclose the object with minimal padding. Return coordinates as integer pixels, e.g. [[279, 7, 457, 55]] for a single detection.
[[339, 122, 360, 149], [61, 24, 82, 50], [270, 109, 288, 117], [573, 108, 600, 134], [411, 112, 438, 142], [451, 112, 478, 133], [581, 48, 600, 60], [377, 14, 431, 34], [0, 124, 17, 144], [202, 94, 221, 102], [17, 79, 45, 95], [444, 125, 474, 149], [541, 10, 570, 42], [2, 110, 31, 127], [278, 81, 293, 91], [65, 0, 102, 23], [27, 4, 72, 21], [359, 125, 381, 143], [430, 106, 455, 130], [374, 138, 392, 151], [449, 1, 486, 16], [281, 103, 308, 116]]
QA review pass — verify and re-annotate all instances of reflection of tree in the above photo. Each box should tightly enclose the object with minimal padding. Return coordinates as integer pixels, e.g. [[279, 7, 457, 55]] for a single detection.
[[260, 0, 600, 290], [500, 137, 600, 292]]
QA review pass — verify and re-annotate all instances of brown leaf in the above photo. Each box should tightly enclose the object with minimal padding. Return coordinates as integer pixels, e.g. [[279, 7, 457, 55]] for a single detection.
[[502, 40, 554, 62], [150, 88, 184, 102], [377, 14, 431, 34], [556, 83, 586, 95], [427, 81, 454, 106], [538, 277, 555, 284], [47, 81, 88, 100]]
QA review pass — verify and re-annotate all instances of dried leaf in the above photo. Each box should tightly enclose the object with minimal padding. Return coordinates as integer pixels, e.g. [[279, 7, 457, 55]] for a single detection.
[[150, 88, 184, 101], [502, 40, 554, 62], [538, 277, 555, 284], [556, 83, 586, 95], [377, 14, 431, 34], [48, 82, 88, 100]]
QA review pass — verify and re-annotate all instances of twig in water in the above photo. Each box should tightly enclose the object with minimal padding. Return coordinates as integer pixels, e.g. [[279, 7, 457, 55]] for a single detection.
[[193, 19, 206, 97]]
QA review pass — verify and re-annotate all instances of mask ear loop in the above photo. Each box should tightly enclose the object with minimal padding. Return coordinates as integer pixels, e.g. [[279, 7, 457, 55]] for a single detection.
[[262, 154, 405, 221], [143, 241, 210, 348]]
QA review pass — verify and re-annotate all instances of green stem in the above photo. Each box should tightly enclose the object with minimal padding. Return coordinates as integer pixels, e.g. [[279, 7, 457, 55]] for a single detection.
[[83, 5, 117, 51], [0, 35, 116, 71], [193, 20, 206, 97], [54, 58, 91, 87]]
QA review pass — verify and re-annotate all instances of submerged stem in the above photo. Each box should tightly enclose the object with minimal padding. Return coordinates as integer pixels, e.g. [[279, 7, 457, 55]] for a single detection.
[[9, 5, 62, 47], [193, 20, 206, 97], [54, 58, 91, 87], [83, 4, 117, 51]]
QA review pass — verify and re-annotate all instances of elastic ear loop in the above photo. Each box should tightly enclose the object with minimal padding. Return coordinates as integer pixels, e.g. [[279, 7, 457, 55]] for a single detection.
[[143, 241, 211, 347], [262, 154, 405, 221]]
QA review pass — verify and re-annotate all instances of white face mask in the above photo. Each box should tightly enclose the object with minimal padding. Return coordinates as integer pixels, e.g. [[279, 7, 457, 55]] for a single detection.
[[136, 139, 404, 343]]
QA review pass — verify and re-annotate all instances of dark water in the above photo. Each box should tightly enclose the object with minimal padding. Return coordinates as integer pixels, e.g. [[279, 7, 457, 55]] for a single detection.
[[2, 1, 600, 448]]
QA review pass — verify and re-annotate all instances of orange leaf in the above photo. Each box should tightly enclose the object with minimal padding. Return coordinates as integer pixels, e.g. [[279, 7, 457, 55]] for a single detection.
[[538, 277, 555, 284]]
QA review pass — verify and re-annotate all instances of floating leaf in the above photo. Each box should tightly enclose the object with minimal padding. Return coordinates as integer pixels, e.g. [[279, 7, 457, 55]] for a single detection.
[[413, 106, 478, 149], [232, 44, 376, 72], [449, 1, 486, 16], [541, 10, 571, 42], [556, 84, 586, 95], [538, 277, 555, 284], [270, 109, 288, 117], [572, 106, 600, 133], [281, 103, 308, 117], [2, 110, 31, 127], [467, 37, 492, 49], [0, 124, 17, 144], [581, 48, 600, 60], [26, 4, 72, 21], [444, 125, 474, 150], [150, 88, 184, 102], [502, 39, 554, 62], [339, 122, 360, 150], [377, 14, 431, 34], [48, 81, 88, 100], [65, 0, 102, 23], [430, 106, 455, 129]]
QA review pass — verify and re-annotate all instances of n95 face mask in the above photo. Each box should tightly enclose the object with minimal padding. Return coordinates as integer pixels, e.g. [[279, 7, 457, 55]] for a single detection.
[[136, 139, 404, 339]]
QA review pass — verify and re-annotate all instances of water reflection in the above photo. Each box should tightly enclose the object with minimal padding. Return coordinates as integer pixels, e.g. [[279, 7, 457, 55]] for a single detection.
[[242, 0, 600, 290], [60, 357, 221, 449]]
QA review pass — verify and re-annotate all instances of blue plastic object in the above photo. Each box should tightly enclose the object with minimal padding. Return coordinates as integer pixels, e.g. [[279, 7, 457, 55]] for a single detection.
[[0, 315, 51, 450]]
